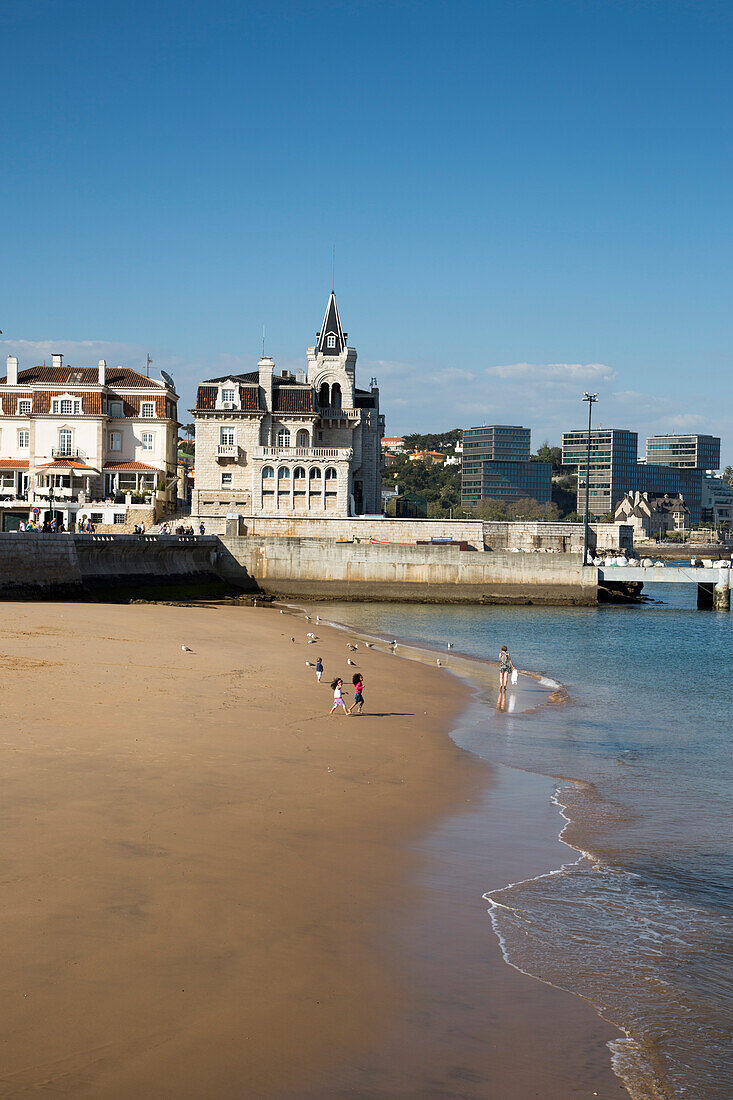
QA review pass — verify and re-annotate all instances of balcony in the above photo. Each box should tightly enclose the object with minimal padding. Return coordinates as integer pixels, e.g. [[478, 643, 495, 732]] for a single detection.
[[216, 444, 241, 461], [254, 446, 353, 461], [51, 447, 87, 460], [318, 406, 358, 421]]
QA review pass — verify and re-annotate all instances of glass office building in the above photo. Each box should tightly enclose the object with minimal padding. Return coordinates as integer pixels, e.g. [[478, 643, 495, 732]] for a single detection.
[[462, 425, 551, 506], [645, 434, 720, 471], [562, 428, 638, 518], [563, 428, 704, 522]]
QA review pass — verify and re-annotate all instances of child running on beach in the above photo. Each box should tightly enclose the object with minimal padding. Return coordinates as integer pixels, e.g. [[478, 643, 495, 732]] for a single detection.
[[329, 678, 349, 716], [498, 645, 515, 692], [348, 673, 364, 715], [316, 657, 324, 683]]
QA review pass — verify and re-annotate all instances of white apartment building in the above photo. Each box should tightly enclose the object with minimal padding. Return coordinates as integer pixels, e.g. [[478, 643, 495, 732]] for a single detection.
[[192, 291, 384, 521], [0, 353, 178, 529]]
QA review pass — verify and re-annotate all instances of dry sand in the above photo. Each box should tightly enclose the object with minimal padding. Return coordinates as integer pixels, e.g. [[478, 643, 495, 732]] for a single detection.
[[0, 601, 625, 1098]]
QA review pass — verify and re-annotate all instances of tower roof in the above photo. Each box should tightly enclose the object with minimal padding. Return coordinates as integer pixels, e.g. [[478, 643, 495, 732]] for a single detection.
[[316, 291, 346, 355]]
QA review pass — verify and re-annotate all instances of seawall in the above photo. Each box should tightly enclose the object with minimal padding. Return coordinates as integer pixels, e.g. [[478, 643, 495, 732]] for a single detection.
[[0, 534, 597, 605], [0, 533, 235, 599], [214, 537, 598, 605]]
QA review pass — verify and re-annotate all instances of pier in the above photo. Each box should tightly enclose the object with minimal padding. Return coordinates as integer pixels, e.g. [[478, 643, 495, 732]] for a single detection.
[[599, 564, 731, 609]]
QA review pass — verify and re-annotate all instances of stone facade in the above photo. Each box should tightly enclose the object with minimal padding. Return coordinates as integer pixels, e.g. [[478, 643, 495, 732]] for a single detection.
[[192, 292, 385, 522]]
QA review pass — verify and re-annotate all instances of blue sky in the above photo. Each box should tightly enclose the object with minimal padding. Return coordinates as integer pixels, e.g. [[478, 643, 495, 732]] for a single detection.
[[2, 0, 732, 461]]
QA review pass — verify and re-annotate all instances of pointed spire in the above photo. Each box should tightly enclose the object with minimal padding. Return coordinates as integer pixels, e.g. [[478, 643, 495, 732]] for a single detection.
[[316, 290, 346, 355]]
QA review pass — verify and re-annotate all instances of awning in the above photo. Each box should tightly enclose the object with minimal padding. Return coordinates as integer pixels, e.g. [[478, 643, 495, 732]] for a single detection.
[[34, 459, 100, 475]]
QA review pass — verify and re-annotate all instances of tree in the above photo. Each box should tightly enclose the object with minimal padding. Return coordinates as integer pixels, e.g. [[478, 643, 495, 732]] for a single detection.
[[723, 465, 733, 486], [532, 441, 569, 473]]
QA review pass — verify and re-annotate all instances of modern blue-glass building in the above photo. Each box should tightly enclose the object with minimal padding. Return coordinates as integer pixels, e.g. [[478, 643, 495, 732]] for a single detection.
[[462, 425, 551, 507], [645, 434, 720, 471], [562, 428, 705, 522]]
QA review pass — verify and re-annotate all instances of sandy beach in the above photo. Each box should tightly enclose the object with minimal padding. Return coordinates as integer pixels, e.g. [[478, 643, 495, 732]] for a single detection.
[[0, 601, 625, 1098]]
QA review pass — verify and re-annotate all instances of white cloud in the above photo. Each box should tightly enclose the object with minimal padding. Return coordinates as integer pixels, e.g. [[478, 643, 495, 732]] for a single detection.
[[486, 361, 616, 382]]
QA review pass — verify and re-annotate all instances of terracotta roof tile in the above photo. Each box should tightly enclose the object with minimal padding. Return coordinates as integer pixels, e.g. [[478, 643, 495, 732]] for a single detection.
[[0, 459, 29, 468], [1, 366, 164, 389], [102, 462, 161, 471], [35, 459, 97, 470], [273, 388, 315, 413], [195, 384, 263, 411]]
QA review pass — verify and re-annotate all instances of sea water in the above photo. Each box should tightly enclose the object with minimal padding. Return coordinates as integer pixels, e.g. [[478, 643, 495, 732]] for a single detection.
[[316, 586, 733, 1100]]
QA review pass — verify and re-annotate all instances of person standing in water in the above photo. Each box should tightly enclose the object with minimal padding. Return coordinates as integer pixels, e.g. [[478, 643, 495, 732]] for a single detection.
[[498, 645, 515, 692], [329, 678, 348, 716], [315, 657, 324, 683], [348, 673, 364, 715]]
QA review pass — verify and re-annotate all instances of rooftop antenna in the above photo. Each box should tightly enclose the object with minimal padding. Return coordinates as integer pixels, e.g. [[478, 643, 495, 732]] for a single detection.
[[146, 353, 153, 378]]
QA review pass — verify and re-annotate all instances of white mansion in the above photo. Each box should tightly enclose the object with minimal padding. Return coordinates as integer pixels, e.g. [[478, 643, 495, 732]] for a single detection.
[[192, 292, 384, 520], [0, 353, 178, 529]]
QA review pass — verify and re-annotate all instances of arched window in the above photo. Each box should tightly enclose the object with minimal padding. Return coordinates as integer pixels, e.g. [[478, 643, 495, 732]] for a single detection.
[[309, 467, 322, 480], [331, 383, 342, 409], [262, 466, 275, 479], [276, 428, 290, 448], [319, 383, 330, 407], [325, 467, 338, 480], [278, 466, 290, 480], [296, 429, 309, 448], [294, 466, 306, 480]]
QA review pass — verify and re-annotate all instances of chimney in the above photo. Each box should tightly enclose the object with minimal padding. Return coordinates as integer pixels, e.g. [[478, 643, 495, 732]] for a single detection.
[[98, 359, 106, 385], [52, 353, 63, 371], [6, 355, 18, 386], [258, 356, 274, 413]]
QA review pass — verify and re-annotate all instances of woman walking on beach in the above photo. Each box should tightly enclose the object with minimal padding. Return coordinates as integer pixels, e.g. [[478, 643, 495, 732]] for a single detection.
[[316, 657, 324, 683], [329, 678, 348, 716], [348, 674, 364, 715], [498, 645, 515, 692]]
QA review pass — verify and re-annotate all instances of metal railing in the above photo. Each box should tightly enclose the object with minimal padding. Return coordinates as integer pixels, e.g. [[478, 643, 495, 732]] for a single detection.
[[318, 406, 357, 419], [51, 447, 87, 460]]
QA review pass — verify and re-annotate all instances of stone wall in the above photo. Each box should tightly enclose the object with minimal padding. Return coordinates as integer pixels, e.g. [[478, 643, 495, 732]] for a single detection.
[[0, 532, 603, 605], [0, 533, 83, 596], [215, 537, 598, 605], [481, 521, 633, 553], [185, 513, 632, 553], [0, 534, 229, 598]]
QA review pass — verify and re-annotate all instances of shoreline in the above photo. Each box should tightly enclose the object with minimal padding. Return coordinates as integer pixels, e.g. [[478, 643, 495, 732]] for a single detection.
[[279, 601, 630, 1097]]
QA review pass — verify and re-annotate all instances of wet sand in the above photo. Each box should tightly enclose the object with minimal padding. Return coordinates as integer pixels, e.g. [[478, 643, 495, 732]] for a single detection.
[[0, 601, 624, 1097]]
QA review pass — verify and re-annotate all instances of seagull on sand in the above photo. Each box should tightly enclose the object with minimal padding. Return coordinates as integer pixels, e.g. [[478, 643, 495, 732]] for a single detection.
[[447, 643, 454, 649], [307, 638, 317, 644], [364, 642, 374, 648], [347, 643, 358, 651], [181, 645, 192, 652], [436, 658, 442, 666], [291, 637, 296, 643], [305, 660, 314, 667], [347, 658, 356, 666], [280, 609, 285, 614], [304, 615, 311, 621]]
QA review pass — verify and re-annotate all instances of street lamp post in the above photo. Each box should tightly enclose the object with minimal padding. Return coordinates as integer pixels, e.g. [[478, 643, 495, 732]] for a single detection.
[[582, 392, 598, 566]]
